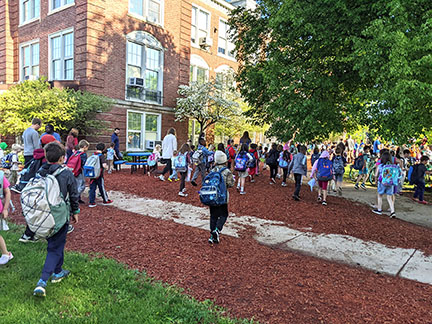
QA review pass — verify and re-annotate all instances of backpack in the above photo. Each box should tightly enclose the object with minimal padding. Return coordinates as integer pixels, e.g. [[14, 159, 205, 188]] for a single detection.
[[353, 155, 365, 170], [311, 153, 320, 167], [317, 158, 333, 181], [379, 163, 400, 187], [247, 151, 257, 168], [408, 164, 419, 185], [174, 153, 187, 172], [192, 149, 204, 165], [66, 151, 84, 177], [14, 158, 44, 192], [83, 154, 102, 179], [265, 150, 277, 165], [279, 152, 289, 168], [207, 152, 214, 163], [199, 167, 227, 206], [147, 153, 157, 167], [333, 156, 345, 175], [234, 152, 249, 172], [1, 153, 14, 169], [20, 167, 70, 239]]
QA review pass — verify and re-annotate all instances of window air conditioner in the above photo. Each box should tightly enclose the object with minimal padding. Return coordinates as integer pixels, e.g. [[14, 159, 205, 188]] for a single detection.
[[146, 140, 155, 150], [199, 37, 213, 48], [128, 77, 144, 87], [25, 75, 38, 81]]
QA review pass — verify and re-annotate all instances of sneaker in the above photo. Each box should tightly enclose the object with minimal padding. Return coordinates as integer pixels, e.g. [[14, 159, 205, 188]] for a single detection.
[[317, 196, 322, 202], [10, 186, 22, 194], [175, 178, 180, 182], [51, 269, 70, 283], [372, 209, 382, 215], [354, 184, 359, 190], [360, 183, 367, 190], [322, 201, 327, 206], [212, 229, 220, 244], [418, 200, 429, 205], [292, 195, 300, 201], [168, 177, 173, 182], [89, 203, 97, 208], [276, 174, 281, 179], [281, 182, 287, 187], [33, 279, 47, 297], [250, 179, 255, 183], [269, 181, 274, 185], [236, 186, 240, 191], [390, 212, 396, 218], [103, 200, 113, 205], [178, 191, 188, 197], [240, 191, 246, 195], [0, 252, 13, 265], [67, 225, 74, 234], [158, 175, 165, 181], [271, 178, 276, 184], [208, 235, 214, 244], [19, 234, 39, 243], [338, 188, 342, 196], [191, 181, 197, 187]]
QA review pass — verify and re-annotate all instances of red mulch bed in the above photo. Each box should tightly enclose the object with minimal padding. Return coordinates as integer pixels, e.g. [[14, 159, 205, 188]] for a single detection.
[[105, 169, 432, 256], [8, 172, 432, 323]]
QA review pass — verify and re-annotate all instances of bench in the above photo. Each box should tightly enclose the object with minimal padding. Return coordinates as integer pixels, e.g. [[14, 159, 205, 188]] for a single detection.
[[125, 162, 148, 174], [113, 160, 126, 171]]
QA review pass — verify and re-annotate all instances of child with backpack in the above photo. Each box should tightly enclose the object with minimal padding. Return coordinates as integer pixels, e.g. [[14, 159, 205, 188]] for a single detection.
[[372, 151, 400, 217], [67, 140, 89, 204], [354, 146, 370, 190], [248, 143, 259, 183], [262, 147, 268, 170], [279, 148, 292, 187], [27, 142, 80, 297], [235, 144, 254, 195], [5, 144, 23, 186], [106, 143, 117, 174], [168, 150, 180, 182], [310, 147, 320, 168], [199, 150, 234, 244], [191, 138, 211, 187], [176, 144, 191, 197], [0, 170, 13, 265], [226, 140, 236, 171], [288, 145, 307, 200], [148, 144, 161, 176], [332, 147, 347, 196], [266, 143, 279, 184], [86, 143, 112, 208], [411, 155, 431, 205], [311, 150, 333, 206]]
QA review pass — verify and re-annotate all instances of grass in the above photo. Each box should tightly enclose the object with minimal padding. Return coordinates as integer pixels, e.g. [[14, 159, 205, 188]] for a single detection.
[[0, 224, 255, 324]]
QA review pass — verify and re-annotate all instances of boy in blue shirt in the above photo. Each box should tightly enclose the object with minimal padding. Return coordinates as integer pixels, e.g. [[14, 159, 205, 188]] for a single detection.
[[191, 138, 211, 186]]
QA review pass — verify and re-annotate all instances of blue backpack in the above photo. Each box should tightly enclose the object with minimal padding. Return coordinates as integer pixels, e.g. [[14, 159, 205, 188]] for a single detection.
[[174, 153, 187, 172], [1, 153, 14, 169], [234, 152, 248, 172], [247, 151, 257, 168], [317, 158, 333, 181], [199, 167, 228, 206], [278, 152, 288, 168], [333, 156, 345, 174], [379, 163, 400, 187]]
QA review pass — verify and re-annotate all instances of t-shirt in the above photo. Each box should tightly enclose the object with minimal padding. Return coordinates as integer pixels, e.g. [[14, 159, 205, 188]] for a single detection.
[[373, 140, 381, 154], [0, 175, 10, 213], [22, 127, 40, 156], [347, 139, 355, 150], [417, 164, 427, 183], [161, 134, 177, 159], [107, 148, 115, 160]]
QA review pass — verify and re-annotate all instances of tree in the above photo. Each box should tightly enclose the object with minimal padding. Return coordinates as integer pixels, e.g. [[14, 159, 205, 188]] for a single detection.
[[175, 78, 240, 134], [0, 79, 113, 137], [229, 0, 432, 144]]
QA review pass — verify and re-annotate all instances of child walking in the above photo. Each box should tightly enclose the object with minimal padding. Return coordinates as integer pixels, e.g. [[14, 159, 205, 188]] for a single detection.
[[7, 144, 23, 186], [248, 143, 259, 183], [88, 143, 112, 208], [208, 150, 234, 244], [191, 138, 211, 186], [0, 170, 13, 265], [354, 146, 370, 190], [176, 144, 191, 197], [235, 144, 253, 195], [311, 150, 333, 206], [148, 144, 161, 176], [67, 140, 89, 205], [168, 150, 179, 182], [266, 143, 279, 184], [106, 143, 117, 174], [412, 155, 431, 204], [332, 147, 347, 196], [279, 148, 292, 187], [33, 142, 80, 296], [288, 145, 307, 200]]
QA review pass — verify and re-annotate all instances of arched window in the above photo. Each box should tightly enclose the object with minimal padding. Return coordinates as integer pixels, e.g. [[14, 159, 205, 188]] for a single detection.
[[215, 64, 235, 88], [190, 54, 209, 84], [126, 31, 164, 104]]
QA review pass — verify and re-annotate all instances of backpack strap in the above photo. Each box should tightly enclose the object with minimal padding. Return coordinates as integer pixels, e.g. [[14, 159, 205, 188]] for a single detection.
[[0, 170, 4, 199]]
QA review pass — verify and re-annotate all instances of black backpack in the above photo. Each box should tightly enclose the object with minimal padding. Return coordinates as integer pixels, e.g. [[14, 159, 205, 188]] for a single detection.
[[265, 150, 278, 166], [408, 164, 420, 185]]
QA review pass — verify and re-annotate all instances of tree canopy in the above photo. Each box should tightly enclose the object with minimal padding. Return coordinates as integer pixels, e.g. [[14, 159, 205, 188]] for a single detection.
[[229, 0, 432, 144], [0, 79, 113, 137]]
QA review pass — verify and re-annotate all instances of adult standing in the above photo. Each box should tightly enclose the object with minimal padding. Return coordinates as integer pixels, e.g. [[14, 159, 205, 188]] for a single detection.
[[66, 128, 79, 161], [111, 128, 122, 170], [158, 128, 177, 181], [346, 135, 355, 163], [22, 118, 42, 167], [40, 124, 61, 143], [239, 131, 252, 150], [373, 136, 382, 156]]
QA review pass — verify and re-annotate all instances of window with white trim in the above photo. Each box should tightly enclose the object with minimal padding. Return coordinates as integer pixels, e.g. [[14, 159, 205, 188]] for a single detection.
[[51, 0, 74, 11], [126, 31, 164, 104], [127, 111, 161, 150], [20, 0, 40, 24], [50, 30, 74, 80], [218, 20, 235, 58], [190, 55, 209, 84], [129, 0, 162, 24], [191, 6, 209, 45], [20, 42, 39, 80]]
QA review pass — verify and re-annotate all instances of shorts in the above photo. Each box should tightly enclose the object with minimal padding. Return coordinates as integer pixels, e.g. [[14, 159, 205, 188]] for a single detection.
[[377, 182, 394, 196], [359, 168, 368, 175], [238, 170, 249, 178], [318, 180, 328, 190], [334, 174, 343, 182]]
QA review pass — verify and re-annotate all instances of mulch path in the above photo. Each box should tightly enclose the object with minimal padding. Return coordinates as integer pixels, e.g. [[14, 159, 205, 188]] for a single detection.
[[8, 170, 432, 323]]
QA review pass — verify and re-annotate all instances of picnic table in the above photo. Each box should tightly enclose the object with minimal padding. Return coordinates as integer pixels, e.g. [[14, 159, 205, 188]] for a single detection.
[[125, 152, 151, 174]]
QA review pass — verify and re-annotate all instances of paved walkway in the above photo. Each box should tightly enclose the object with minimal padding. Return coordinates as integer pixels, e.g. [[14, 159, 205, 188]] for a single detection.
[[108, 190, 432, 286]]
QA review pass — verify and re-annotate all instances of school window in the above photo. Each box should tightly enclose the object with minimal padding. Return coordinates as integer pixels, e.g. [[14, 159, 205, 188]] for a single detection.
[[51, 0, 74, 11], [191, 6, 209, 45], [129, 0, 162, 24], [20, 42, 39, 81], [50, 30, 74, 80], [190, 55, 209, 84], [126, 31, 164, 104], [127, 111, 161, 151], [20, 0, 40, 24], [218, 20, 235, 58]]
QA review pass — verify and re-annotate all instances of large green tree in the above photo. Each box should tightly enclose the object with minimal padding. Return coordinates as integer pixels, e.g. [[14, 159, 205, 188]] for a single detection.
[[229, 0, 432, 143]]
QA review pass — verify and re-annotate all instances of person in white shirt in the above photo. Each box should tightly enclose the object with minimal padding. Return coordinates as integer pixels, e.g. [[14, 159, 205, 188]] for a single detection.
[[8, 144, 23, 186], [157, 128, 177, 181]]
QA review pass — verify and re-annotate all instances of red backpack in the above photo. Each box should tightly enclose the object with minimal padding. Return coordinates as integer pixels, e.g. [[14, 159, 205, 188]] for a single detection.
[[67, 151, 84, 176]]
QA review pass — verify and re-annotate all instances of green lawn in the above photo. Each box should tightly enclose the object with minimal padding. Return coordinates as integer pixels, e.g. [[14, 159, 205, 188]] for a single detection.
[[0, 224, 255, 324]]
